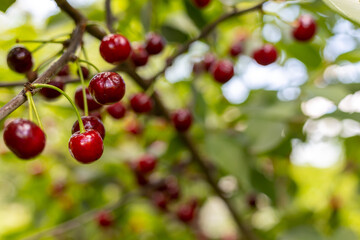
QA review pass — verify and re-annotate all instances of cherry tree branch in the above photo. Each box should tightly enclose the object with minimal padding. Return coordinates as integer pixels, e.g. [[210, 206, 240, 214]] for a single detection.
[[0, 23, 86, 121], [105, 0, 117, 33]]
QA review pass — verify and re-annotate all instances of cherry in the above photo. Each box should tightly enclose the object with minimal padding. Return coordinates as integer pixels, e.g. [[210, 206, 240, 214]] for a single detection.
[[74, 87, 102, 112], [77, 66, 90, 79], [125, 120, 143, 135], [130, 93, 153, 113], [253, 44, 278, 66], [96, 211, 114, 227], [3, 119, 46, 159], [134, 170, 149, 186], [40, 78, 65, 100], [100, 34, 132, 64], [145, 33, 165, 55], [72, 116, 105, 139], [106, 102, 126, 119], [89, 111, 103, 121], [152, 191, 168, 210], [177, 199, 198, 223], [172, 109, 193, 132], [57, 64, 70, 76], [203, 53, 216, 71], [89, 72, 126, 105], [136, 154, 157, 174], [192, 0, 211, 8], [229, 41, 243, 57], [293, 15, 317, 42], [211, 60, 234, 84], [7, 46, 33, 73], [247, 193, 257, 209], [192, 61, 205, 75], [68, 129, 103, 164], [131, 45, 149, 67]]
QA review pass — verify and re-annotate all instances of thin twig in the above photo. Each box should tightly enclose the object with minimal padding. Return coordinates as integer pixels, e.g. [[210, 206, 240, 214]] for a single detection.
[[105, 0, 117, 33]]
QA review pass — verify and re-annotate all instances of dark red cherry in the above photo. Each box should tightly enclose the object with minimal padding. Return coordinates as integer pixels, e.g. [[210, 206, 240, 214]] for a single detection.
[[177, 200, 197, 223], [106, 102, 126, 119], [130, 93, 153, 113], [203, 53, 216, 71], [145, 33, 165, 55], [171, 109, 193, 132], [192, 0, 211, 8], [293, 15, 317, 42], [77, 66, 90, 79], [126, 120, 143, 135], [89, 72, 126, 105], [74, 87, 102, 112], [96, 211, 114, 227], [229, 41, 243, 57], [72, 116, 105, 139], [100, 34, 132, 64], [163, 176, 180, 200], [247, 193, 257, 209], [40, 78, 65, 100], [136, 154, 157, 174], [211, 60, 234, 84], [253, 44, 277, 66], [68, 129, 103, 164], [152, 191, 168, 210], [131, 45, 149, 67], [3, 119, 45, 159], [89, 111, 102, 121], [193, 61, 205, 75], [7, 46, 33, 73], [57, 64, 70, 76]]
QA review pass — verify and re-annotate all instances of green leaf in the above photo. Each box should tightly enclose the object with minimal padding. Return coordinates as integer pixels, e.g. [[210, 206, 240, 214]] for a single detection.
[[280, 225, 324, 240], [191, 85, 207, 123], [322, 0, 360, 25], [161, 25, 190, 43], [304, 85, 350, 104], [328, 228, 358, 240], [0, 0, 15, 12], [183, 0, 207, 30], [336, 49, 360, 63], [141, 1, 152, 32]]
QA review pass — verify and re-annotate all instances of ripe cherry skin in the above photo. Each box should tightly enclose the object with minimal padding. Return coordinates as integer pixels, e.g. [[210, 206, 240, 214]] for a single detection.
[[106, 102, 127, 119], [74, 87, 102, 112], [72, 116, 106, 139], [253, 44, 278, 66], [203, 53, 216, 71], [293, 15, 317, 42], [7, 46, 33, 73], [172, 109, 193, 132], [177, 200, 197, 223], [57, 64, 70, 76], [68, 129, 104, 164], [136, 154, 157, 174], [145, 33, 165, 55], [3, 119, 46, 159], [89, 72, 126, 105], [100, 34, 132, 64], [40, 78, 65, 100], [211, 60, 234, 84], [192, 0, 211, 8], [77, 66, 90, 79], [152, 192, 168, 210], [230, 41, 243, 57], [96, 211, 114, 227], [130, 93, 153, 113], [131, 45, 149, 67]]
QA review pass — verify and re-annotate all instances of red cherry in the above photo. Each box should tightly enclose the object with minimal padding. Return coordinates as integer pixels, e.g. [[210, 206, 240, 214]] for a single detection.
[[3, 119, 46, 159], [131, 45, 149, 67], [129, 93, 153, 113], [68, 130, 104, 164], [125, 120, 143, 135], [96, 211, 114, 227], [57, 64, 70, 76], [163, 176, 180, 200], [253, 44, 278, 66], [100, 34, 132, 64], [247, 193, 257, 209], [203, 53, 216, 71], [106, 102, 126, 119], [293, 15, 317, 42], [172, 109, 193, 132], [89, 111, 102, 121], [89, 72, 126, 105], [145, 33, 165, 55], [72, 116, 105, 139], [211, 60, 234, 84], [177, 200, 197, 223], [77, 66, 90, 79], [193, 61, 205, 75], [152, 191, 168, 210], [7, 46, 33, 73], [40, 78, 65, 100], [229, 41, 243, 57], [136, 154, 157, 174], [74, 87, 102, 112], [192, 0, 211, 8]]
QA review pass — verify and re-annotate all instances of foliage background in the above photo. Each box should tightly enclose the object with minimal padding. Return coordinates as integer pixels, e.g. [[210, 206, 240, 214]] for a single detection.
[[1, 0, 360, 239]]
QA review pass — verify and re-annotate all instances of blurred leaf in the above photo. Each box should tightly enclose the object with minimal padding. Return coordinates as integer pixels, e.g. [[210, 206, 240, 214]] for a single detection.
[[183, 0, 207, 29], [161, 25, 190, 43], [280, 225, 324, 240], [0, 0, 15, 12], [191, 85, 207, 123], [336, 49, 360, 63], [304, 85, 350, 104], [322, 0, 360, 25], [328, 228, 358, 240], [141, 1, 152, 32], [250, 169, 275, 201]]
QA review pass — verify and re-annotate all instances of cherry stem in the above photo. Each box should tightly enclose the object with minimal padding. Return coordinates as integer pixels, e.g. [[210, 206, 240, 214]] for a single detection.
[[25, 91, 34, 122], [17, 39, 65, 44], [78, 59, 100, 73], [32, 83, 85, 133], [76, 59, 88, 116], [25, 91, 43, 129]]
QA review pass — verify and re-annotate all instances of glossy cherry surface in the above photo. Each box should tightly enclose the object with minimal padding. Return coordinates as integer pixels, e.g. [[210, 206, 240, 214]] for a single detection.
[[100, 34, 132, 64], [74, 87, 102, 112], [72, 116, 105, 139], [57, 64, 70, 76], [211, 60, 234, 84], [253, 44, 278, 66], [145, 33, 165, 55], [77, 66, 90, 79], [106, 102, 126, 119], [68, 129, 103, 164], [40, 78, 65, 99], [129, 93, 153, 113], [131, 45, 149, 67], [89, 72, 126, 105], [7, 46, 33, 73], [136, 154, 157, 174], [177, 200, 197, 223], [3, 119, 46, 159], [293, 15, 317, 42], [172, 109, 193, 132]]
